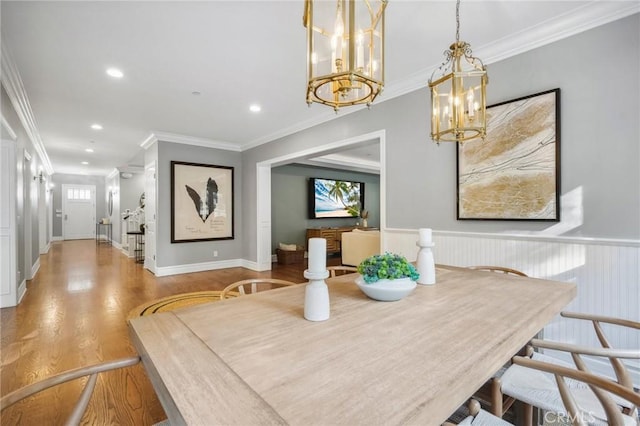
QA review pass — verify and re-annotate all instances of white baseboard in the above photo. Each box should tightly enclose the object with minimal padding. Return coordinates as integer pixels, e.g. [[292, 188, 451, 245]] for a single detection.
[[153, 257, 278, 276], [51, 236, 63, 241], [30, 257, 40, 279], [40, 242, 51, 254], [241, 258, 268, 271], [110, 240, 122, 250], [17, 279, 26, 304], [155, 259, 245, 277]]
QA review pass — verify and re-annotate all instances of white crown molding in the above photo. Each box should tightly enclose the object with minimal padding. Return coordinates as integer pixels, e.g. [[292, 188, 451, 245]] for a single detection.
[[140, 133, 157, 150], [106, 168, 119, 180], [476, 1, 640, 66], [1, 42, 54, 175], [243, 3, 640, 152], [242, 105, 367, 151], [144, 131, 241, 152], [303, 153, 381, 174], [1, 114, 17, 141]]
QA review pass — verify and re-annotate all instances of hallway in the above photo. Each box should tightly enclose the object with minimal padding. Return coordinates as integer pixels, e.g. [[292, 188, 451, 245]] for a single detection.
[[1, 240, 308, 424]]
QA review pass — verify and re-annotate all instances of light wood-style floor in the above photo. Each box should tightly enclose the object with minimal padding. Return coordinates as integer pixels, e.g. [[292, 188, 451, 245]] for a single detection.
[[1, 240, 320, 425]]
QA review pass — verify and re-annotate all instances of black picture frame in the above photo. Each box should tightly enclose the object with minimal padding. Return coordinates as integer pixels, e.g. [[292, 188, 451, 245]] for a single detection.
[[171, 161, 234, 243], [457, 88, 561, 221]]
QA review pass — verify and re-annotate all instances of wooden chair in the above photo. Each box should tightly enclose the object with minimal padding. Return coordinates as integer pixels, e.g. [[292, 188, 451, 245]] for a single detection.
[[220, 278, 298, 299], [467, 265, 527, 277], [1, 356, 141, 425], [444, 399, 512, 426], [509, 354, 640, 425], [491, 312, 640, 425], [327, 265, 358, 277]]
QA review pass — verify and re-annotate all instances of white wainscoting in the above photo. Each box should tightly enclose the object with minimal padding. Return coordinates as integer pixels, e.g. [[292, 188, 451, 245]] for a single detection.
[[384, 228, 640, 384]]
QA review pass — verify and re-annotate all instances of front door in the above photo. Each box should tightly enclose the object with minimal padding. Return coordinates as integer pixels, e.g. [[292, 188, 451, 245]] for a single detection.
[[62, 184, 96, 240]]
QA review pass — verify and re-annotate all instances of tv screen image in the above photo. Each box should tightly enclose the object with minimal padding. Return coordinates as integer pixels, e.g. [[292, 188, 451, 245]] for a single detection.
[[309, 178, 365, 219]]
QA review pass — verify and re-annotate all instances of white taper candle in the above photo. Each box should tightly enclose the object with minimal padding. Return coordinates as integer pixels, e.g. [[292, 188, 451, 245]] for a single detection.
[[308, 238, 326, 273], [419, 228, 432, 245]]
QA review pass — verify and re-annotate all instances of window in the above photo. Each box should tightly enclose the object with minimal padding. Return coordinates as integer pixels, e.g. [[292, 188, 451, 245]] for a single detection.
[[67, 188, 91, 200]]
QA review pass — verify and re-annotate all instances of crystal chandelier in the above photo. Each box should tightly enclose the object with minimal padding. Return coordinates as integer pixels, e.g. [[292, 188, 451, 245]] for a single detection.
[[304, 0, 388, 111], [428, 0, 487, 144]]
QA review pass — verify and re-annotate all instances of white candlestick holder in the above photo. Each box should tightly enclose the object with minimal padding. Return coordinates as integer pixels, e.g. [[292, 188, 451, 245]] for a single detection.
[[303, 269, 330, 321], [416, 241, 436, 285]]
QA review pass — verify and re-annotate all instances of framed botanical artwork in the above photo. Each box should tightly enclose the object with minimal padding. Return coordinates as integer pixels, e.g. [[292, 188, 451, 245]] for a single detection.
[[457, 88, 561, 221], [171, 161, 234, 243]]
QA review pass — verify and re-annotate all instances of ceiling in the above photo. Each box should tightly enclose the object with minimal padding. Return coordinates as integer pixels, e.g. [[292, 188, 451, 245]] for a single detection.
[[2, 1, 637, 176]]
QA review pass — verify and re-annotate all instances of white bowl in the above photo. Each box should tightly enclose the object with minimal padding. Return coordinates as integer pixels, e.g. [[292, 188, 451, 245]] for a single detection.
[[355, 276, 417, 301]]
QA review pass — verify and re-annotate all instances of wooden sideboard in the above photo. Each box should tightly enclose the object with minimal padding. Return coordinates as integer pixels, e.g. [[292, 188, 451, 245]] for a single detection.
[[306, 226, 375, 253]]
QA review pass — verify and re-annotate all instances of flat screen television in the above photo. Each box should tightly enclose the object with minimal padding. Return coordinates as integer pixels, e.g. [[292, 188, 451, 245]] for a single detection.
[[308, 177, 365, 219]]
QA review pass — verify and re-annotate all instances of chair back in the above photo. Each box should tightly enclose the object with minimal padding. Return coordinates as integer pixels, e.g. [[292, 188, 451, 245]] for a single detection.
[[513, 355, 640, 425], [467, 266, 527, 277], [327, 266, 358, 277], [1, 356, 140, 424], [220, 278, 298, 299]]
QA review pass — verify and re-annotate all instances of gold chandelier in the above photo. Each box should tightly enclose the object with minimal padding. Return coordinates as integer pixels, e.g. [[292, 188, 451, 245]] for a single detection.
[[303, 0, 387, 111], [428, 0, 487, 144]]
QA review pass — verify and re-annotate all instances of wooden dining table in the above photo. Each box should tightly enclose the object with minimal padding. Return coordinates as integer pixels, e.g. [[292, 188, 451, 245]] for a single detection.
[[128, 265, 576, 426]]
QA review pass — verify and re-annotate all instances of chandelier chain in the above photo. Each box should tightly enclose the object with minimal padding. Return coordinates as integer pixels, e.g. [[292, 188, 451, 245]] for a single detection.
[[455, 0, 460, 43]]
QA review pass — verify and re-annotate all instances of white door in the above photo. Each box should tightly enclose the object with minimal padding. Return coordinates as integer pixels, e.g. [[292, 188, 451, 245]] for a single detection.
[[62, 184, 96, 240], [1, 140, 18, 307], [144, 162, 156, 273], [38, 173, 47, 253]]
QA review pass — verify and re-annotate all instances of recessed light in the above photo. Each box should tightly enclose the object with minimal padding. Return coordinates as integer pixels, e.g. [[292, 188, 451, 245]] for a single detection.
[[91, 124, 103, 130], [249, 104, 261, 113], [85, 148, 94, 153], [81, 161, 89, 165], [192, 91, 201, 96], [106, 67, 124, 78]]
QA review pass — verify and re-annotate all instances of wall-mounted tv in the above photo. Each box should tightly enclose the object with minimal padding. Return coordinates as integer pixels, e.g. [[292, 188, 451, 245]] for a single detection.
[[308, 177, 365, 219]]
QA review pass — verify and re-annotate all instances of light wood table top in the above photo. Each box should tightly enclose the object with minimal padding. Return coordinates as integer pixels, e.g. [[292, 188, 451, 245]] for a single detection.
[[129, 265, 576, 426]]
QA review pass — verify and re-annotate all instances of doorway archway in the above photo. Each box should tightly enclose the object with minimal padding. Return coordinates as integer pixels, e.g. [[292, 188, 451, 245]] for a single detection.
[[255, 130, 386, 271]]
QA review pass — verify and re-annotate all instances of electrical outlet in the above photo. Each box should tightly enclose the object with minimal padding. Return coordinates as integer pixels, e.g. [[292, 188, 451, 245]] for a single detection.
[[213, 250, 218, 257]]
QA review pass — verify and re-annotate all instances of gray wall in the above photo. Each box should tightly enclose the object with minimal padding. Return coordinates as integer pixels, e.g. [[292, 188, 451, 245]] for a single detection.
[[271, 164, 380, 252], [51, 174, 106, 238], [2, 84, 42, 283], [120, 172, 145, 215], [242, 14, 640, 261], [156, 140, 242, 267]]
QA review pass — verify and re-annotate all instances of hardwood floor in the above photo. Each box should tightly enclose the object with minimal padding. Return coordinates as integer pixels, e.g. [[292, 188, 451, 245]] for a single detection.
[[0, 240, 321, 425]]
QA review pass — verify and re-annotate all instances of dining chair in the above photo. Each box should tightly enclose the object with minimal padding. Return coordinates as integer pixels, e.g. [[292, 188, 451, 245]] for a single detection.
[[509, 354, 640, 425], [1, 356, 141, 425], [467, 265, 528, 277], [327, 265, 358, 277], [491, 312, 640, 425], [444, 399, 513, 426], [220, 278, 298, 299]]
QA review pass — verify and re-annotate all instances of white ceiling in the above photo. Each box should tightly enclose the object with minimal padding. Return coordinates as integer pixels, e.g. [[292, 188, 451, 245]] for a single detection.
[[2, 1, 637, 176]]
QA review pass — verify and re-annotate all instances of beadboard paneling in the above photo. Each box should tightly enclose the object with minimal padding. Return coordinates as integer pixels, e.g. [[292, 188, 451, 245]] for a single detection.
[[384, 229, 640, 383]]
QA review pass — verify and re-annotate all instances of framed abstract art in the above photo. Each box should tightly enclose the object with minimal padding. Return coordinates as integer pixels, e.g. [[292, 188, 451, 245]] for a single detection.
[[457, 88, 560, 221]]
